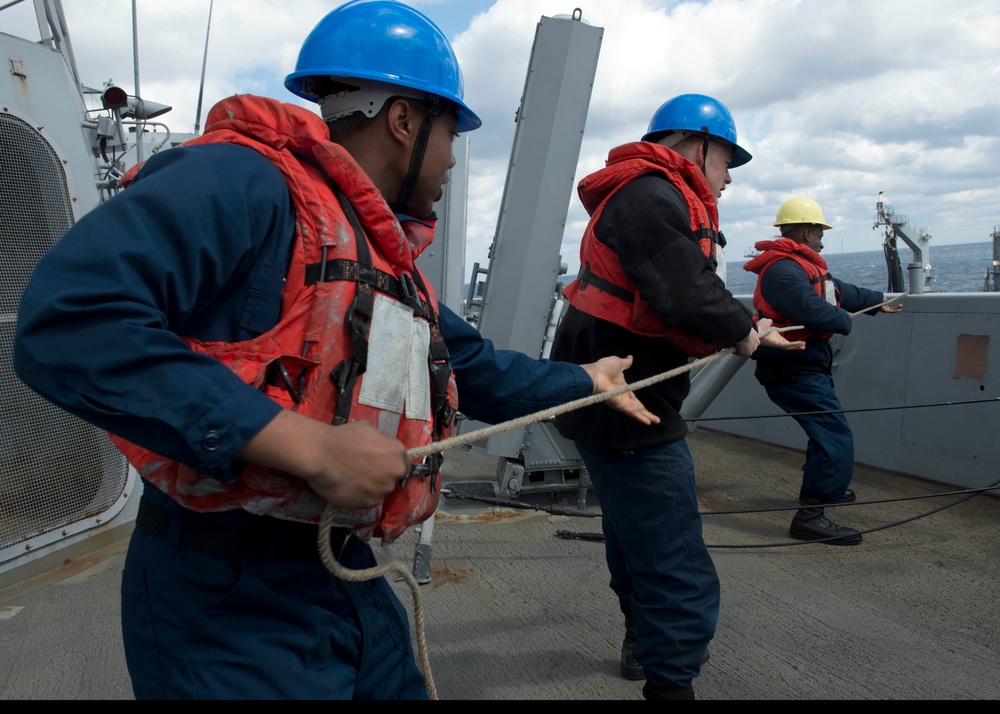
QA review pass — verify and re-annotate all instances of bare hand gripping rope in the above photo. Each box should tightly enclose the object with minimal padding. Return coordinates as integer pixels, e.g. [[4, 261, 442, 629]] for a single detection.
[[317, 293, 905, 698]]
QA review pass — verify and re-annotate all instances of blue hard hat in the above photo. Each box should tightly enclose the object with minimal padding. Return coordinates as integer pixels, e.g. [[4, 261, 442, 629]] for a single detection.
[[284, 0, 481, 132], [641, 93, 752, 168]]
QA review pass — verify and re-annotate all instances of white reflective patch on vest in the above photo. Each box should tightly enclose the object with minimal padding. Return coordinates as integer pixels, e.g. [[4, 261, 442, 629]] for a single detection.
[[824, 279, 836, 305], [358, 294, 431, 422], [716, 247, 727, 285], [406, 315, 431, 421]]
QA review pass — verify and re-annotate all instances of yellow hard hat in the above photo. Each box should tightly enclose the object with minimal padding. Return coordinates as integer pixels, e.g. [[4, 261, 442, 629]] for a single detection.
[[773, 197, 832, 230]]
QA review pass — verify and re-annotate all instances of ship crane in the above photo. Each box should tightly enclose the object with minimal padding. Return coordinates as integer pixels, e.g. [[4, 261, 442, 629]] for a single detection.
[[873, 190, 933, 293], [983, 225, 1000, 292]]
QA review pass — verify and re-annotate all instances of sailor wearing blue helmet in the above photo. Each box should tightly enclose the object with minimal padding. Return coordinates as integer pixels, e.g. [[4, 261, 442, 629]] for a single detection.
[[553, 93, 803, 700], [285, 0, 481, 132], [14, 0, 656, 700]]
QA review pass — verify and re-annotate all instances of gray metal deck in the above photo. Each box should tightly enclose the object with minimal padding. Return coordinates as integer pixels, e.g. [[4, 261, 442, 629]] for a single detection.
[[2, 427, 998, 700]]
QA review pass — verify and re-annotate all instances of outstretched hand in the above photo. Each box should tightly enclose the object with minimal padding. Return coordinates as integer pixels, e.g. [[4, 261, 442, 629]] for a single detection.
[[854, 294, 904, 317], [756, 317, 806, 351], [580, 355, 661, 426]]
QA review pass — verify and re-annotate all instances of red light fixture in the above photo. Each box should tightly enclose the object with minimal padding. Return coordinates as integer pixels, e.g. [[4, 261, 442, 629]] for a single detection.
[[101, 85, 129, 110]]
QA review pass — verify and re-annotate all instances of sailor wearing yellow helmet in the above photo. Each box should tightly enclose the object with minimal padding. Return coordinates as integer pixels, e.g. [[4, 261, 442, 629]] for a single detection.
[[744, 197, 903, 546]]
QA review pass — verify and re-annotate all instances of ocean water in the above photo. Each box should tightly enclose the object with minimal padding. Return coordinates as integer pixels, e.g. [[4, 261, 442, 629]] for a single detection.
[[725, 241, 998, 296]]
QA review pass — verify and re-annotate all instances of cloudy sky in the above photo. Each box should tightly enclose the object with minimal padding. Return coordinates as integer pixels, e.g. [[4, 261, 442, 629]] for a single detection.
[[6, 0, 999, 278]]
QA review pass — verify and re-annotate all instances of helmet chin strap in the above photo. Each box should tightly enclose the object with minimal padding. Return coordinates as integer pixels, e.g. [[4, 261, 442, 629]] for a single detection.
[[391, 99, 449, 217], [699, 127, 710, 175], [391, 115, 435, 216]]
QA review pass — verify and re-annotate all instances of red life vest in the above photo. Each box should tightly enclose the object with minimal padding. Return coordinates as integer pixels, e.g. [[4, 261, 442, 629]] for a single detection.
[[743, 237, 838, 341], [560, 142, 728, 357], [108, 95, 457, 545]]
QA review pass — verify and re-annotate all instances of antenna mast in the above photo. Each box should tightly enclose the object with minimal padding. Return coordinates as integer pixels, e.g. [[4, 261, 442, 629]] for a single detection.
[[131, 0, 144, 164], [194, 0, 214, 134]]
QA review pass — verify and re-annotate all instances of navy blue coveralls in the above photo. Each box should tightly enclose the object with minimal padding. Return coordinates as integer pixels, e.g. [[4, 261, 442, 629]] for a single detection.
[[750, 254, 885, 500], [13, 142, 594, 699], [551, 172, 756, 696]]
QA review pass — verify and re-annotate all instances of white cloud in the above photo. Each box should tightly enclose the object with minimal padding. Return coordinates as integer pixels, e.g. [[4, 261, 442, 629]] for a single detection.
[[453, 0, 1000, 275], [7, 0, 999, 277]]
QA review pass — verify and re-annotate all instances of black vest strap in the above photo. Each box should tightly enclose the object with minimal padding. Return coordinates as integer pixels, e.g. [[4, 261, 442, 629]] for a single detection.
[[693, 227, 718, 243], [324, 184, 450, 457], [305, 258, 434, 317], [328, 186, 373, 426], [578, 262, 635, 304], [410, 270, 455, 438]]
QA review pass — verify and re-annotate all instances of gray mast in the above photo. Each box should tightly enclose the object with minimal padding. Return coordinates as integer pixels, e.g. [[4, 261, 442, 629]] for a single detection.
[[194, 0, 214, 135], [458, 10, 603, 499]]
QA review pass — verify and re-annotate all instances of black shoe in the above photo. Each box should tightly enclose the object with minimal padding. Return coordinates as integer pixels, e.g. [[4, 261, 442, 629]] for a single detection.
[[642, 681, 695, 700], [620, 619, 710, 680], [790, 498, 862, 546]]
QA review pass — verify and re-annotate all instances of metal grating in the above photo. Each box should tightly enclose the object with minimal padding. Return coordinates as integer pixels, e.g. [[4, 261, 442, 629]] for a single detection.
[[0, 112, 129, 554]]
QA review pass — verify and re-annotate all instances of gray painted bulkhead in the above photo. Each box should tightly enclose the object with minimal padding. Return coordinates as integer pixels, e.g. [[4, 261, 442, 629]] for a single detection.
[[1, 18, 139, 585], [693, 292, 1000, 492], [2, 25, 101, 220]]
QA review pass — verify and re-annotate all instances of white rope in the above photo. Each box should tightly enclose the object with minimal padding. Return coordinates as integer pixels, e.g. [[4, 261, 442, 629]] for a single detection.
[[317, 505, 439, 699], [317, 291, 906, 698]]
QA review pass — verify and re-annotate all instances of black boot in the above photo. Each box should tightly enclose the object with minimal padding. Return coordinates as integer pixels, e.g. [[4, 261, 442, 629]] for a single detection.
[[620, 618, 710, 680], [789, 497, 862, 545], [642, 681, 695, 700], [620, 618, 643, 680]]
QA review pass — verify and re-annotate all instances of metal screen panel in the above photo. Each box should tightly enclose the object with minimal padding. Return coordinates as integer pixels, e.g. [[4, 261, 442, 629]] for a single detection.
[[0, 112, 129, 557]]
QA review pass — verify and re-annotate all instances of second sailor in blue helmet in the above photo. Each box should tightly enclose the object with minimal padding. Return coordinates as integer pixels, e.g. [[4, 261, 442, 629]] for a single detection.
[[285, 0, 482, 218], [552, 92, 802, 701]]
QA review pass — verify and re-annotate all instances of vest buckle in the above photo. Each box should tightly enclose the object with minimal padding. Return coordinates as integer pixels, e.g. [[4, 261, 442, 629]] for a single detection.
[[399, 273, 423, 314], [400, 452, 444, 491]]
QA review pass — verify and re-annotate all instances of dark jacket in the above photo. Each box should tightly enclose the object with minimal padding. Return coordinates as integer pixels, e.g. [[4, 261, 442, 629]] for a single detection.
[[552, 170, 754, 451], [748, 250, 885, 384]]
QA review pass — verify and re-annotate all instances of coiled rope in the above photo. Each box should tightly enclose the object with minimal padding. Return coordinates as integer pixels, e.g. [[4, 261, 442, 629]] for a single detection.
[[317, 294, 905, 698]]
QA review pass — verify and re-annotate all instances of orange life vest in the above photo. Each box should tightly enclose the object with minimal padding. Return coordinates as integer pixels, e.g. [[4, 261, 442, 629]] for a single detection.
[[108, 95, 457, 545], [743, 237, 838, 342], [560, 142, 728, 357]]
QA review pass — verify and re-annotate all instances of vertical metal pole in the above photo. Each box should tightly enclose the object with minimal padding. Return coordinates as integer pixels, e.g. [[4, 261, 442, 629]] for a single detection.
[[411, 515, 434, 584], [131, 0, 143, 165], [194, 0, 214, 135], [416, 133, 470, 313], [989, 227, 999, 292]]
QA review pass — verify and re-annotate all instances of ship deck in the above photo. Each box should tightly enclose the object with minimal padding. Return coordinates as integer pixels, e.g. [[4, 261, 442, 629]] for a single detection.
[[2, 427, 998, 700]]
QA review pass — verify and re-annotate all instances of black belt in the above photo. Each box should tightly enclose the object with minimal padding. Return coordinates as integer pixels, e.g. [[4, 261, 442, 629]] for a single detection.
[[136, 496, 350, 561]]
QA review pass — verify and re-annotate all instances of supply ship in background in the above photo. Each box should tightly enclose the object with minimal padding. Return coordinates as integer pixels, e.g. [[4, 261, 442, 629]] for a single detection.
[[2, 1, 998, 700]]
